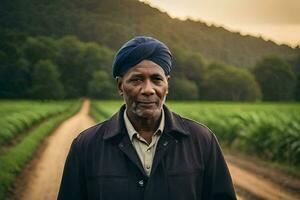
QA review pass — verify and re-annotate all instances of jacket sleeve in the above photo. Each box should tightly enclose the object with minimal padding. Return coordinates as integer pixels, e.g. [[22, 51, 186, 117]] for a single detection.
[[202, 133, 237, 200], [58, 138, 87, 200]]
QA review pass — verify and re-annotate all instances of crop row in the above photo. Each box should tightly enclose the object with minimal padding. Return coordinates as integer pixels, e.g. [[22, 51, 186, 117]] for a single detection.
[[0, 101, 73, 147], [168, 102, 300, 166], [91, 101, 300, 167], [90, 101, 122, 123], [0, 101, 81, 199]]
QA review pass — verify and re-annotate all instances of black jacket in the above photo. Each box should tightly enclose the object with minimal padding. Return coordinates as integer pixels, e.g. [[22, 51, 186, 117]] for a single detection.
[[58, 105, 236, 200]]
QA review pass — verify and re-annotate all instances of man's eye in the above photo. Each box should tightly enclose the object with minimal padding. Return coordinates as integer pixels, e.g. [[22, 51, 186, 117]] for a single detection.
[[130, 78, 142, 82], [153, 77, 163, 82]]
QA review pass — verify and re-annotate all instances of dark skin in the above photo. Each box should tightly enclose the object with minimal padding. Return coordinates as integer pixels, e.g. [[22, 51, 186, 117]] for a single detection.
[[117, 60, 170, 144]]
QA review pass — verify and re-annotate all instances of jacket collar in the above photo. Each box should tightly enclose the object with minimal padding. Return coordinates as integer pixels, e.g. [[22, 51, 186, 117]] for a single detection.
[[103, 104, 190, 140]]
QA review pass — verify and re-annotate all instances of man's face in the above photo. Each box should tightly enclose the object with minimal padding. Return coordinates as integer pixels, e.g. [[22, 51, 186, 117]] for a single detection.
[[118, 60, 169, 120]]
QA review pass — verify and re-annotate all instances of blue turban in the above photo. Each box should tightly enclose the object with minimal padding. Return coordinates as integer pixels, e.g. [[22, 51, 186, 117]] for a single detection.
[[112, 36, 172, 77]]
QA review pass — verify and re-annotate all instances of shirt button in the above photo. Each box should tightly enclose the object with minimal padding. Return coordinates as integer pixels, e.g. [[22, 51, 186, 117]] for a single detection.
[[138, 180, 144, 187], [163, 141, 169, 146], [147, 149, 151, 152], [146, 165, 151, 169]]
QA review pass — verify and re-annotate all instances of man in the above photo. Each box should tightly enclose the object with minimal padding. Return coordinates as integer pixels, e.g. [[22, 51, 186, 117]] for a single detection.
[[58, 36, 237, 200]]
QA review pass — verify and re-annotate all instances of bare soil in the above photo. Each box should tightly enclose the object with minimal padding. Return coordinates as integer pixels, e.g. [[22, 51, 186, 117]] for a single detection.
[[228, 161, 299, 200], [226, 153, 300, 199], [10, 99, 95, 200], [10, 100, 300, 200]]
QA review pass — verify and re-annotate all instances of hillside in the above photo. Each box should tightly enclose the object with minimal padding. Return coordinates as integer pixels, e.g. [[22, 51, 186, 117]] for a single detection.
[[1, 0, 299, 67]]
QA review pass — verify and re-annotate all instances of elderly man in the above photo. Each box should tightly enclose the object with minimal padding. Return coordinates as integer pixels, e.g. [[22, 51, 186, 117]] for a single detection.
[[58, 36, 237, 200]]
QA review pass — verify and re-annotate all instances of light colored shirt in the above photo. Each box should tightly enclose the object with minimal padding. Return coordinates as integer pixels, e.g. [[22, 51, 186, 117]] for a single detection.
[[124, 109, 165, 176]]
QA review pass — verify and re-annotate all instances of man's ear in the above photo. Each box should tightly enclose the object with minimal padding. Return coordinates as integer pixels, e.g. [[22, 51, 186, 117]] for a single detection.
[[166, 75, 171, 82], [166, 75, 171, 94], [116, 77, 123, 96]]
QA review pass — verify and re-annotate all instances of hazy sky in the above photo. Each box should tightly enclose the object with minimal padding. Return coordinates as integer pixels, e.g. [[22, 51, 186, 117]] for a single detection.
[[140, 0, 300, 47]]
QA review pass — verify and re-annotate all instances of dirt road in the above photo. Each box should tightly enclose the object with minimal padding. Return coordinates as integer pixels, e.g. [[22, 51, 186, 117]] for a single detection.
[[16, 99, 95, 200], [14, 100, 299, 200], [228, 163, 299, 200]]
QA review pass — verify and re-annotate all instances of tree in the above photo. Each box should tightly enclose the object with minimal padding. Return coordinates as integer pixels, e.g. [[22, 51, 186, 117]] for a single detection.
[[0, 28, 28, 98], [27, 59, 64, 99], [1, 33, 117, 99], [21, 36, 59, 65], [1, 0, 298, 69], [253, 56, 296, 101], [56, 36, 115, 98], [182, 52, 205, 88], [87, 70, 118, 99], [80, 42, 114, 96], [168, 76, 199, 100], [55, 36, 85, 98], [171, 50, 205, 99], [201, 64, 261, 101], [288, 54, 300, 101]]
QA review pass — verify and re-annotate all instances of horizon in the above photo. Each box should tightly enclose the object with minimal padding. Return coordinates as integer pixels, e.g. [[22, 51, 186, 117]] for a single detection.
[[140, 0, 300, 48]]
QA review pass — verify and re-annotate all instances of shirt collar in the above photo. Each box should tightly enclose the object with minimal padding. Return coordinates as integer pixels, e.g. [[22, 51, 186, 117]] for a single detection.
[[123, 108, 165, 141], [103, 104, 189, 140]]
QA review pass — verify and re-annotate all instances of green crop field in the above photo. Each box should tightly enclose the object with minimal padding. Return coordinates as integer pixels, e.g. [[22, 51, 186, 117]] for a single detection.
[[91, 101, 300, 168], [0, 101, 75, 147], [0, 100, 81, 199], [0, 100, 298, 199]]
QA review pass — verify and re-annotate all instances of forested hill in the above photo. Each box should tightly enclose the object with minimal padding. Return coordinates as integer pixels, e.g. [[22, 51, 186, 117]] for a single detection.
[[0, 0, 299, 68]]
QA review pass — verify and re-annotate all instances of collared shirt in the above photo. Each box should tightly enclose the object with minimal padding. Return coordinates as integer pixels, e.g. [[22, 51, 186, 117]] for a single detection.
[[59, 105, 237, 200], [124, 109, 165, 176]]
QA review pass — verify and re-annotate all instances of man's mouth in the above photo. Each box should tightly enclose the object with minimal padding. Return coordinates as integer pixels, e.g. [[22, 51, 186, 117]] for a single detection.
[[138, 101, 156, 106]]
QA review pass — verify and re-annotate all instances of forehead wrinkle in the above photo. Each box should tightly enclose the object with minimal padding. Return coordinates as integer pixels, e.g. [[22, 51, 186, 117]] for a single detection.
[[123, 61, 165, 78], [128, 71, 165, 77]]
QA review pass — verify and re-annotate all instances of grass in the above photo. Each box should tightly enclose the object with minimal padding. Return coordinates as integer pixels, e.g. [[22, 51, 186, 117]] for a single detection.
[[90, 100, 122, 123], [0, 100, 81, 199], [0, 101, 75, 147]]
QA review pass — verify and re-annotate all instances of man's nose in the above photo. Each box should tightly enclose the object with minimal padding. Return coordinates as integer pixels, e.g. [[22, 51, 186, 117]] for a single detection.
[[141, 80, 155, 96]]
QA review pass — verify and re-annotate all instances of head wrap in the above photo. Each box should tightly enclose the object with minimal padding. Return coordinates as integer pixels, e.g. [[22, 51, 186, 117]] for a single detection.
[[112, 36, 172, 77]]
